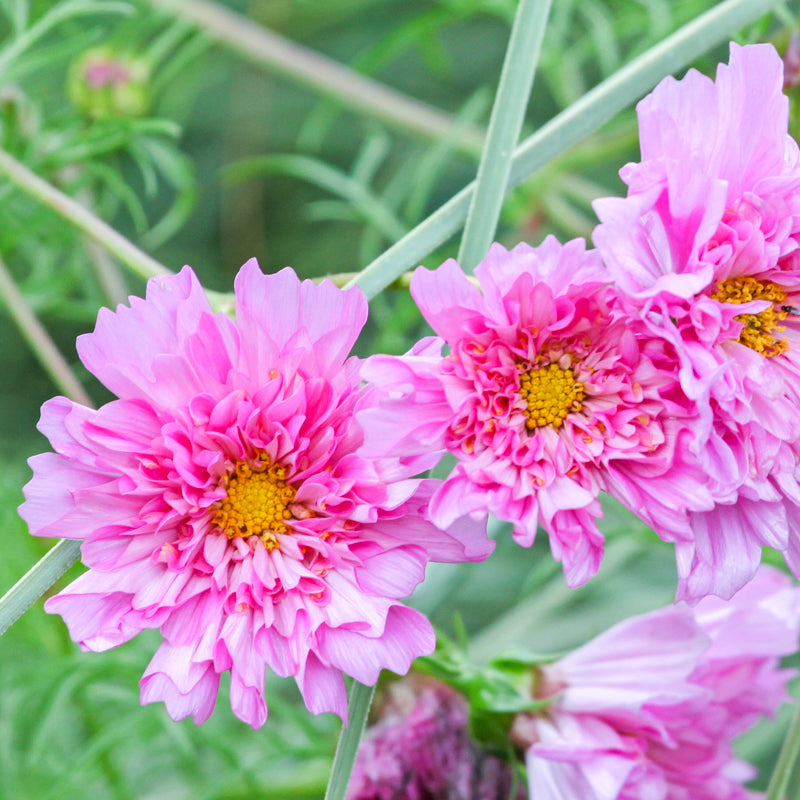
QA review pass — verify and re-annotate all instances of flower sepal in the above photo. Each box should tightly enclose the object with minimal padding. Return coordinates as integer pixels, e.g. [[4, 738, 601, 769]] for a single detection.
[[416, 635, 556, 754]]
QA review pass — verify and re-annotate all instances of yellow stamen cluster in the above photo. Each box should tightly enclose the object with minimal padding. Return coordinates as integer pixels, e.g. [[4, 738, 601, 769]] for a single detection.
[[211, 456, 296, 550], [712, 277, 788, 357], [519, 363, 585, 430]]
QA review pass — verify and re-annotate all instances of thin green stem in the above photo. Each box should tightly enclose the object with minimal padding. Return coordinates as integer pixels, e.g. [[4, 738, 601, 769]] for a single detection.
[[0, 148, 171, 282], [0, 539, 83, 638], [144, 17, 194, 68], [75, 187, 130, 306], [349, 0, 782, 300], [84, 237, 130, 307], [323, 680, 376, 800], [147, 0, 485, 156], [0, 0, 131, 76], [458, 0, 552, 272], [766, 702, 800, 800], [0, 252, 93, 405]]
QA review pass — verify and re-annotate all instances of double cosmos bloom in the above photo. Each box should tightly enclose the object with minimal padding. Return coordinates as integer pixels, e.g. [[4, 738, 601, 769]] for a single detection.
[[362, 237, 709, 587], [19, 263, 491, 727], [513, 566, 800, 800], [594, 42, 800, 599]]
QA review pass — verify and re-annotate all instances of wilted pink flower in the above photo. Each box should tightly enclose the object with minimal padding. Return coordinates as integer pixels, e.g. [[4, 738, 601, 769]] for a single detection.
[[19, 261, 491, 728], [593, 43, 800, 599], [362, 238, 709, 587], [348, 677, 525, 800], [513, 565, 800, 800]]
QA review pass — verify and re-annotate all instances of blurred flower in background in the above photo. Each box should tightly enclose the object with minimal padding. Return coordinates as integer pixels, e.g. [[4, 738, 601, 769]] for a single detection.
[[348, 676, 525, 800], [512, 565, 800, 799]]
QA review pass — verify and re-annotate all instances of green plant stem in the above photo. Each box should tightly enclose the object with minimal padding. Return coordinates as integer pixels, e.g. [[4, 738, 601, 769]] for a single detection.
[[350, 0, 782, 299], [766, 702, 800, 800], [76, 186, 131, 306], [458, 0, 552, 272], [323, 680, 375, 800], [0, 252, 93, 406], [0, 0, 131, 76], [84, 236, 130, 307], [0, 148, 171, 282], [0, 539, 83, 638], [147, 0, 485, 156]]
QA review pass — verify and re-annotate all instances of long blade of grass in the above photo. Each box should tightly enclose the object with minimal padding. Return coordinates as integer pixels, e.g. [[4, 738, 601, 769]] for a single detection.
[[458, 0, 552, 272], [322, 680, 375, 800], [350, 0, 782, 299], [0, 539, 82, 637], [766, 702, 800, 800]]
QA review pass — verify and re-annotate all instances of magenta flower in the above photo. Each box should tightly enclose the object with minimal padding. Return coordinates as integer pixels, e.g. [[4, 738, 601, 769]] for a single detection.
[[348, 677, 525, 800], [512, 565, 800, 800], [19, 261, 491, 728], [362, 237, 709, 587], [593, 42, 800, 599]]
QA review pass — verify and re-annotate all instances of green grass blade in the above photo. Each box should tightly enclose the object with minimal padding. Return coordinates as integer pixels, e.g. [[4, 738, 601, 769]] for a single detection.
[[766, 701, 800, 800], [0, 539, 82, 637], [458, 0, 553, 273], [322, 680, 375, 800]]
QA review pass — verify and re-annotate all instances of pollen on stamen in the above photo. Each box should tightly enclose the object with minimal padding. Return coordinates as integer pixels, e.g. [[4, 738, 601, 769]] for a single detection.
[[211, 454, 298, 550], [712, 276, 789, 357], [519, 362, 586, 431]]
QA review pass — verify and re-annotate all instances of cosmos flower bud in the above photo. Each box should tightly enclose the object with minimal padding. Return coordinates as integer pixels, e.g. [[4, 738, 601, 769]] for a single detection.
[[68, 46, 150, 118]]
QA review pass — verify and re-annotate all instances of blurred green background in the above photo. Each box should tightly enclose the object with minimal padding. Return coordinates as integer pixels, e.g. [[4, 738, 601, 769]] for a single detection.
[[0, 1, 798, 797]]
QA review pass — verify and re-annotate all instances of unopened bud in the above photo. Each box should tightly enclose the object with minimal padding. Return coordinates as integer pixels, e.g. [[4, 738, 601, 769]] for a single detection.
[[68, 47, 150, 119]]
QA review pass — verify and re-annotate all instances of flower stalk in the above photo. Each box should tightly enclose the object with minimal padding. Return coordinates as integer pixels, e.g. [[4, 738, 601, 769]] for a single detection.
[[0, 147, 170, 282], [0, 252, 93, 406], [766, 701, 800, 800], [0, 539, 82, 638], [458, 0, 552, 273], [323, 680, 376, 800]]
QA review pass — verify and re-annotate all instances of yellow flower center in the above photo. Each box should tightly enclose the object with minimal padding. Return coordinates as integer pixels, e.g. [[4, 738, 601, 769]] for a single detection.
[[519, 363, 586, 430], [712, 277, 788, 357], [211, 456, 296, 550]]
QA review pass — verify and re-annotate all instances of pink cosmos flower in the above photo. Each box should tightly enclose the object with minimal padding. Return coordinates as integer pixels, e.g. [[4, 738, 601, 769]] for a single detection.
[[593, 42, 800, 599], [512, 565, 800, 800], [347, 677, 525, 800], [18, 261, 491, 729], [361, 237, 710, 587]]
